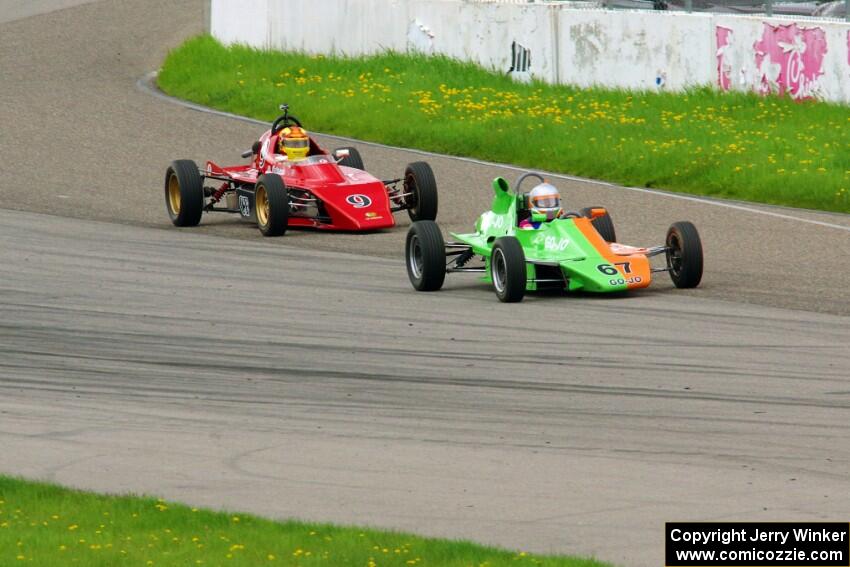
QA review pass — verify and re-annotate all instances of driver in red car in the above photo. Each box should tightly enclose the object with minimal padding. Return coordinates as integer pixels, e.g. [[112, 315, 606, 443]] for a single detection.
[[278, 126, 310, 162], [519, 182, 563, 229]]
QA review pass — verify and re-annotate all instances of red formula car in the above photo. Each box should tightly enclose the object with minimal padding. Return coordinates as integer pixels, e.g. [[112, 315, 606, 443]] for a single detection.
[[165, 104, 438, 236]]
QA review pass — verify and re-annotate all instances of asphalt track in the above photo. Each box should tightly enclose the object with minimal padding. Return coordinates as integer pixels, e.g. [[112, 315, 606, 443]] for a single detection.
[[0, 1, 848, 566]]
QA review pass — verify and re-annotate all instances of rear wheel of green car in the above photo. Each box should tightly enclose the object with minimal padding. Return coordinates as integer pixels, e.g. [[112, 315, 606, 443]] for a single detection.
[[666, 221, 703, 288], [406, 221, 446, 291], [491, 237, 526, 303]]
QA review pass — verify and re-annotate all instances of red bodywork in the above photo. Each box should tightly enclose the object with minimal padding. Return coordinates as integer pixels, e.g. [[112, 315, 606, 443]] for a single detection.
[[206, 129, 398, 230]]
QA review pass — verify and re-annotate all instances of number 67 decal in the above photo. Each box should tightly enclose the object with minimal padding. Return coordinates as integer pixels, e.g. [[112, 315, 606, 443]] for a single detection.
[[597, 262, 631, 276]]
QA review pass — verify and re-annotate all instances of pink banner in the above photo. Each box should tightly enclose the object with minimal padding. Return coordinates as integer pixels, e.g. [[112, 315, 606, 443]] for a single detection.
[[716, 26, 733, 91], [754, 23, 826, 98], [717, 22, 827, 99]]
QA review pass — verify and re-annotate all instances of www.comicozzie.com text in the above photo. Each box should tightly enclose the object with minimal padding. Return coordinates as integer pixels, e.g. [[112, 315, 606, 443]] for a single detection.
[[670, 527, 848, 546]]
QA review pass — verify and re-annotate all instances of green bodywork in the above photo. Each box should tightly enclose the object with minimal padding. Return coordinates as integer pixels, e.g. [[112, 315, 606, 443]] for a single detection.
[[451, 178, 647, 292]]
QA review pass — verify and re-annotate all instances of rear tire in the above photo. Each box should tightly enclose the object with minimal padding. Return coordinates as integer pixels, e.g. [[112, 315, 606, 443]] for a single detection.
[[491, 237, 526, 303], [405, 162, 438, 222], [336, 146, 364, 170], [666, 221, 703, 288], [165, 160, 204, 227], [255, 174, 289, 237], [580, 206, 616, 242], [406, 221, 446, 291]]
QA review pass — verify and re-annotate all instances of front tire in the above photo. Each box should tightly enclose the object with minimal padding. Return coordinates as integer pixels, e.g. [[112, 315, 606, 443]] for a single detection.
[[406, 221, 446, 291], [491, 237, 526, 303], [579, 206, 616, 243], [255, 174, 289, 237], [335, 146, 364, 170], [666, 221, 703, 288], [165, 160, 204, 227], [405, 162, 438, 222]]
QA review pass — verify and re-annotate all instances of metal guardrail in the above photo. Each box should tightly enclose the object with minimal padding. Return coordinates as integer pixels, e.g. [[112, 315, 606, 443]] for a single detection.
[[469, 0, 850, 20]]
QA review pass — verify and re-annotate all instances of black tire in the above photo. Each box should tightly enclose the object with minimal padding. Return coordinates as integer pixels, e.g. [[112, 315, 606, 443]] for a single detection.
[[491, 237, 526, 303], [405, 161, 438, 222], [336, 146, 364, 170], [579, 206, 616, 242], [666, 221, 703, 288], [406, 221, 446, 291], [255, 174, 289, 237], [165, 160, 204, 227]]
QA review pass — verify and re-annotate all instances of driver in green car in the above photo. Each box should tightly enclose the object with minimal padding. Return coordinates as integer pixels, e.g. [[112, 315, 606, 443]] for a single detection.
[[519, 182, 563, 229]]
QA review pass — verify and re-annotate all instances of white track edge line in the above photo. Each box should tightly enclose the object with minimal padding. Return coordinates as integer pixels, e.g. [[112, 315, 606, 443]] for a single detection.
[[138, 72, 850, 233]]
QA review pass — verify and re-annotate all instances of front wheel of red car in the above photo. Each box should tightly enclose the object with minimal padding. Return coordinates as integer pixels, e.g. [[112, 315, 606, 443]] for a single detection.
[[335, 146, 364, 170], [165, 160, 204, 227], [255, 174, 289, 237], [491, 237, 526, 303], [405, 162, 438, 222], [666, 221, 703, 288], [406, 221, 446, 291]]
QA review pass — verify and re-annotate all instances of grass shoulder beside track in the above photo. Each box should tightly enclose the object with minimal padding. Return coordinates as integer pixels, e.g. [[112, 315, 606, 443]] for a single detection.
[[0, 476, 611, 567], [158, 36, 850, 214]]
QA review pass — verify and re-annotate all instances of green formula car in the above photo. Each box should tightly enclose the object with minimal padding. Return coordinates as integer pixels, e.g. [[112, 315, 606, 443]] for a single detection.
[[405, 172, 703, 302]]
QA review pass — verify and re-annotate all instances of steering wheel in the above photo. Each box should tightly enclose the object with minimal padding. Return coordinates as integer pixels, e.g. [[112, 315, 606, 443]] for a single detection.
[[271, 103, 303, 135], [515, 172, 545, 194]]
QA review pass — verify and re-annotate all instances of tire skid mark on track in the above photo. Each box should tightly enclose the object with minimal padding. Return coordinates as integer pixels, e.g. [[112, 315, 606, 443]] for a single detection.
[[3, 331, 846, 384], [2, 361, 848, 410]]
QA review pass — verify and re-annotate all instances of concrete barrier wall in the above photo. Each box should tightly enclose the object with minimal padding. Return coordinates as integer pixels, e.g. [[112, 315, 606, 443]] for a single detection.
[[405, 1, 558, 82], [266, 0, 409, 55], [210, 0, 268, 47], [557, 11, 714, 90], [210, 0, 850, 103]]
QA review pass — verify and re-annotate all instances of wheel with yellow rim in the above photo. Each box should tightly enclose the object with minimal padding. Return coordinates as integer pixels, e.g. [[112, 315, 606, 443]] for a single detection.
[[164, 160, 203, 227], [255, 174, 289, 237]]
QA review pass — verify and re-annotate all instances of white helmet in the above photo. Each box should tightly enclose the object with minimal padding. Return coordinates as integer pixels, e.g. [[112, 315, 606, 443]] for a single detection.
[[528, 183, 562, 221]]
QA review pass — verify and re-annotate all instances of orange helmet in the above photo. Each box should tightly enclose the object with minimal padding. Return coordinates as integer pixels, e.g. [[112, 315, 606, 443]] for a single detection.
[[278, 126, 310, 161]]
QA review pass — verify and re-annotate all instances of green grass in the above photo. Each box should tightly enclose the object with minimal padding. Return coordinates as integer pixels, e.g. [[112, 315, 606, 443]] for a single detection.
[[158, 35, 850, 214], [0, 476, 610, 567]]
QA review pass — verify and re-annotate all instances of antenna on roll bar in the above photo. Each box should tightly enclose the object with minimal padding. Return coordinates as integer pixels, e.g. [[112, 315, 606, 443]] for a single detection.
[[278, 103, 290, 124]]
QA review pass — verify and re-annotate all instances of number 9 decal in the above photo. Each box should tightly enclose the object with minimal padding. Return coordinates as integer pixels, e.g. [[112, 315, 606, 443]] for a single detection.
[[346, 194, 372, 208]]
